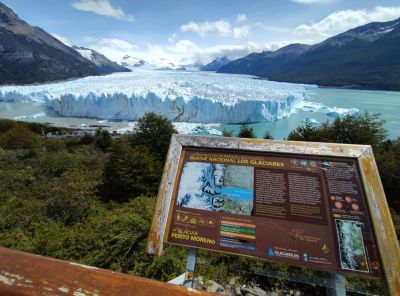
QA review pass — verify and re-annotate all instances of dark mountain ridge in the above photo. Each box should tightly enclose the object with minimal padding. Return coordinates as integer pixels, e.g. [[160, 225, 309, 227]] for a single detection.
[[218, 43, 311, 76], [0, 3, 127, 85], [219, 18, 400, 90]]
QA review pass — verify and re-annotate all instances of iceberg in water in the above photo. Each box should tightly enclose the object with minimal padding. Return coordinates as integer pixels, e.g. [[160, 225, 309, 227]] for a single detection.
[[302, 118, 320, 126], [296, 101, 359, 118], [0, 69, 316, 124], [13, 112, 45, 120]]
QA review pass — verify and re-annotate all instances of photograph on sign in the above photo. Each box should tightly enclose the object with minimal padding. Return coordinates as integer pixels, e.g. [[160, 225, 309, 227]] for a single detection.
[[165, 147, 382, 278], [336, 220, 369, 273]]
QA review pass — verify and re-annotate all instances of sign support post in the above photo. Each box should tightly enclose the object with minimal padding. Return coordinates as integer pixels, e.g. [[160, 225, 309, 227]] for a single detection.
[[183, 248, 198, 288], [326, 273, 346, 296]]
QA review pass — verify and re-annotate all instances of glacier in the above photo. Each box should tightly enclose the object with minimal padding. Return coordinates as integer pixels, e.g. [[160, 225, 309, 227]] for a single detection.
[[0, 69, 316, 124]]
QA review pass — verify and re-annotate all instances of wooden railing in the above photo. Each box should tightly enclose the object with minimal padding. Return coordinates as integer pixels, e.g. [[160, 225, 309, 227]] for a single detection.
[[0, 247, 215, 296]]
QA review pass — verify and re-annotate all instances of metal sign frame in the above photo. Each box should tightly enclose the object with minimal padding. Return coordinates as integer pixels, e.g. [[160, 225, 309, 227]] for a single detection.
[[146, 135, 400, 295]]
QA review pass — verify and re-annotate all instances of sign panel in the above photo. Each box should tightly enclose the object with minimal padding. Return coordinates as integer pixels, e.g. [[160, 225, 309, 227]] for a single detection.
[[165, 147, 381, 277]]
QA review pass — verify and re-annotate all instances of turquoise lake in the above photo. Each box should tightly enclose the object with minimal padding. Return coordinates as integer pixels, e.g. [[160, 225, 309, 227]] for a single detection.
[[221, 87, 400, 140]]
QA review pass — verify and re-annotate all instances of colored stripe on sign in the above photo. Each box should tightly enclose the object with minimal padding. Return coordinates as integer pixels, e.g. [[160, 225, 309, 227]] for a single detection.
[[221, 220, 256, 229], [220, 242, 256, 251], [220, 230, 256, 240], [220, 225, 256, 234]]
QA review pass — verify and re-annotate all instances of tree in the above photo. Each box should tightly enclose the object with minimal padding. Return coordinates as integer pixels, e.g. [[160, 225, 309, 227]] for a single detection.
[[95, 129, 113, 152], [375, 138, 400, 211], [287, 123, 331, 142], [288, 112, 387, 151], [237, 124, 255, 138], [130, 113, 177, 162], [99, 139, 161, 202]]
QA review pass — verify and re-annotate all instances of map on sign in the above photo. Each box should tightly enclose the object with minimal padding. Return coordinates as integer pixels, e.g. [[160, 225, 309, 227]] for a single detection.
[[177, 163, 254, 215], [165, 147, 382, 277]]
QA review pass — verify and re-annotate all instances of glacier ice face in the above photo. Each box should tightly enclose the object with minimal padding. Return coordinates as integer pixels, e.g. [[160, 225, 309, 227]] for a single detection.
[[0, 69, 316, 124]]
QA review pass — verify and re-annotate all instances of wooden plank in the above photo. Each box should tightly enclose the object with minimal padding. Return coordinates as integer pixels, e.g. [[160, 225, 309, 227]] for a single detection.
[[0, 247, 215, 296], [147, 134, 183, 256], [358, 148, 400, 296]]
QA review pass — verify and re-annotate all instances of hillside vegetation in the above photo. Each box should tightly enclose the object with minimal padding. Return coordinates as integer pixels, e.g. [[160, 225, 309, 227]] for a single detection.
[[0, 113, 398, 294]]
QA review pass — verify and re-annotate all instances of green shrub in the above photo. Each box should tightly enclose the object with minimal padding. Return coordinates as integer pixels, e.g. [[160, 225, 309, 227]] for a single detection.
[[0, 125, 41, 149], [238, 124, 255, 138], [222, 129, 234, 137], [45, 139, 67, 152], [37, 152, 77, 178], [80, 133, 95, 145]]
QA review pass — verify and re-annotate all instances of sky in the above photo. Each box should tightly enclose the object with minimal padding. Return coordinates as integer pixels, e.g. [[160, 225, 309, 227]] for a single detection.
[[3, 0, 400, 65]]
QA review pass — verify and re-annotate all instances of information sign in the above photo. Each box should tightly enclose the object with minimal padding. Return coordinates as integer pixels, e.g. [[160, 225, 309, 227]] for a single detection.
[[166, 147, 380, 277], [147, 135, 400, 295]]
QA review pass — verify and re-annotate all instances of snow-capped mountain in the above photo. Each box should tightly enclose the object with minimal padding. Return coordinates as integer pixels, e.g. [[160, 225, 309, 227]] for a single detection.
[[118, 55, 186, 70], [200, 56, 231, 71], [118, 55, 146, 67], [73, 46, 130, 74]]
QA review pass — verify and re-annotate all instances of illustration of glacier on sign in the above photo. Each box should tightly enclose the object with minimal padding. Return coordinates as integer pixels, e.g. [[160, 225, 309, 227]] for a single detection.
[[0, 69, 315, 124], [177, 162, 254, 215]]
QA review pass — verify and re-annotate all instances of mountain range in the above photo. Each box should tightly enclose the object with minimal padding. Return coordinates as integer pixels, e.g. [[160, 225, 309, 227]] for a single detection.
[[1, 0, 399, 90], [72, 46, 129, 74], [200, 56, 231, 71], [0, 3, 128, 85], [218, 18, 400, 90]]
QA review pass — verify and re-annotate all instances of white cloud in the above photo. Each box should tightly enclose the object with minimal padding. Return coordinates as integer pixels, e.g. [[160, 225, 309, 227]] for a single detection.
[[86, 30, 292, 66], [236, 13, 247, 23], [168, 34, 177, 43], [167, 39, 197, 53], [82, 36, 97, 43], [51, 33, 72, 46], [180, 19, 250, 39], [293, 6, 400, 43], [233, 26, 250, 39], [89, 38, 138, 60], [190, 43, 261, 65], [180, 20, 231, 37], [71, 0, 134, 21], [87, 34, 292, 66], [254, 22, 291, 33], [166, 39, 289, 65], [291, 0, 337, 4]]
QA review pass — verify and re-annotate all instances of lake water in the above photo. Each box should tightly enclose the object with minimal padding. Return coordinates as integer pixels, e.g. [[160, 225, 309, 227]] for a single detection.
[[220, 87, 400, 139], [0, 87, 399, 139]]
